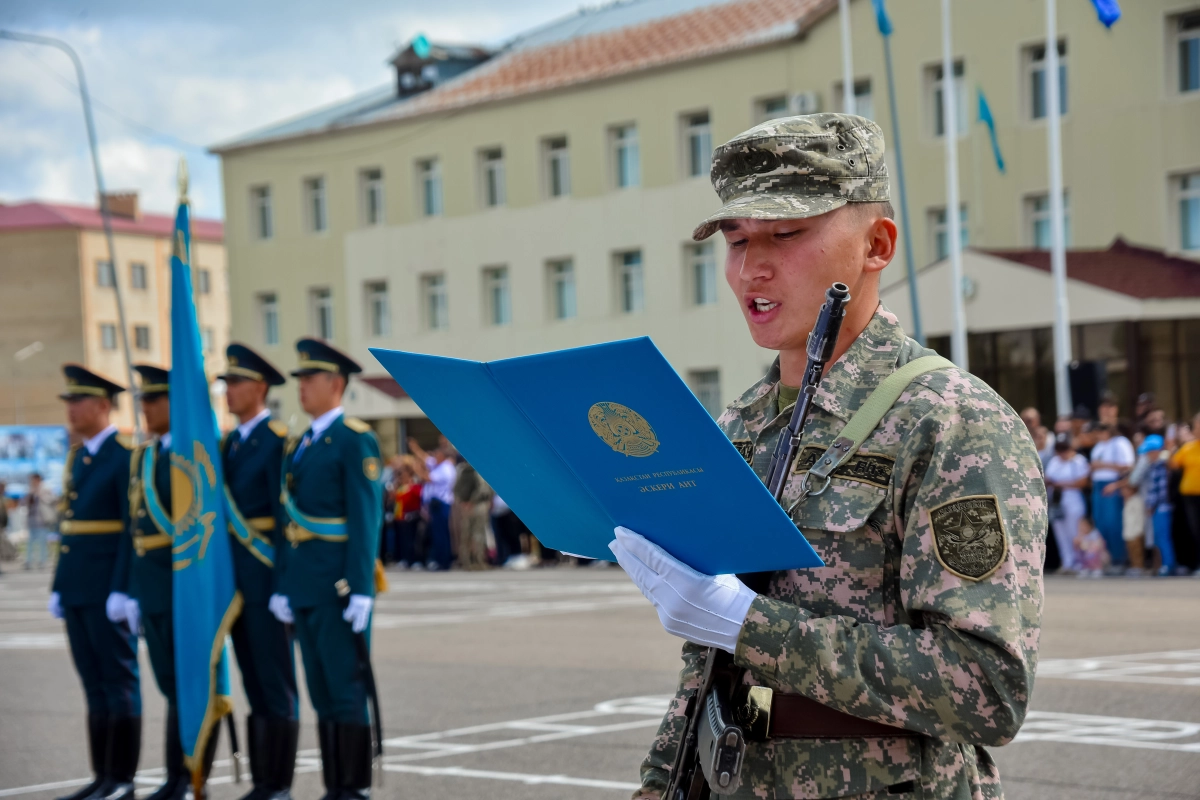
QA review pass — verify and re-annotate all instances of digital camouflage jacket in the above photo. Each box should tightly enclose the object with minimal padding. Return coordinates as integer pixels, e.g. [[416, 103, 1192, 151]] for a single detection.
[[635, 306, 1047, 800]]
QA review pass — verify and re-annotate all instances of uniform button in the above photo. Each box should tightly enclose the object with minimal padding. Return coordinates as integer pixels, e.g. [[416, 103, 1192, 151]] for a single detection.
[[70, 492, 78, 499], [60, 545, 70, 553], [325, 437, 332, 444], [138, 509, 146, 518], [64, 510, 74, 518]]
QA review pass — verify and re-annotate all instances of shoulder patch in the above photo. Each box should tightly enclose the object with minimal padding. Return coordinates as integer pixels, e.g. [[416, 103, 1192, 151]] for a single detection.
[[268, 420, 288, 438], [363, 457, 381, 481], [929, 495, 1008, 581], [343, 417, 372, 434], [732, 439, 754, 465]]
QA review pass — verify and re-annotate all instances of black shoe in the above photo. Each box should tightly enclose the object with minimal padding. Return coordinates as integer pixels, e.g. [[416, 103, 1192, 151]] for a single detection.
[[262, 717, 299, 800], [336, 723, 373, 800], [57, 714, 107, 800], [316, 721, 338, 800], [145, 707, 186, 800], [87, 717, 141, 800]]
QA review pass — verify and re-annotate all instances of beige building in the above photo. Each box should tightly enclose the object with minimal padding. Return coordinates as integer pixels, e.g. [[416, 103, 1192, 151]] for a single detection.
[[213, 0, 1200, 446], [0, 193, 229, 432]]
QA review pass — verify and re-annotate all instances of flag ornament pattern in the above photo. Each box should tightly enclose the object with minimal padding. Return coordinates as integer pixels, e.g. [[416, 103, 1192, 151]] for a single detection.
[[169, 162, 242, 783]]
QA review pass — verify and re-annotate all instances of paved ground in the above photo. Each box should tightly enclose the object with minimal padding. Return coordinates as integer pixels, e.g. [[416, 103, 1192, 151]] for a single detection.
[[1, 566, 1198, 800]]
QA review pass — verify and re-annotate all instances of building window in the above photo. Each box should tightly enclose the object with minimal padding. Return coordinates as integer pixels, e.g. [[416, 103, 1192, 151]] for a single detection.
[[250, 185, 273, 240], [96, 260, 115, 287], [480, 148, 506, 208], [421, 274, 449, 331], [304, 176, 327, 233], [1026, 192, 1072, 249], [688, 370, 722, 418], [687, 242, 718, 306], [547, 259, 576, 321], [756, 95, 789, 122], [611, 124, 640, 189], [1024, 40, 1067, 120], [927, 60, 967, 137], [682, 112, 712, 178], [133, 325, 151, 351], [417, 158, 443, 217], [542, 137, 571, 198], [615, 250, 644, 313], [930, 206, 969, 262], [1173, 11, 1200, 94], [130, 262, 147, 290], [835, 79, 874, 120], [483, 266, 511, 326], [259, 293, 279, 346], [1179, 172, 1200, 251], [361, 168, 384, 226], [201, 327, 214, 353], [364, 281, 389, 338], [310, 287, 334, 340], [100, 323, 117, 351], [196, 268, 211, 295]]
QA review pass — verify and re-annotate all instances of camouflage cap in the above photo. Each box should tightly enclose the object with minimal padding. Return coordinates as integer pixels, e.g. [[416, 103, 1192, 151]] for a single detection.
[[692, 112, 890, 241]]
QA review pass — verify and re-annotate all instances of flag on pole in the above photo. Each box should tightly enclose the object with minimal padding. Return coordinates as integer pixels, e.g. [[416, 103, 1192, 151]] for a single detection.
[[169, 160, 242, 786], [976, 88, 1006, 174], [871, 0, 894, 36], [1089, 0, 1121, 28]]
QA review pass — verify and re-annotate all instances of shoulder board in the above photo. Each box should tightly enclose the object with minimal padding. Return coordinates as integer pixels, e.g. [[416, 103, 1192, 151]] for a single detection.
[[116, 434, 134, 450], [343, 417, 372, 434], [268, 420, 289, 438]]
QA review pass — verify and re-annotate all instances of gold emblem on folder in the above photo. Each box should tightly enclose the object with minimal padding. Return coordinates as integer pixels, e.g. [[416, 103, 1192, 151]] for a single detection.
[[588, 402, 660, 458]]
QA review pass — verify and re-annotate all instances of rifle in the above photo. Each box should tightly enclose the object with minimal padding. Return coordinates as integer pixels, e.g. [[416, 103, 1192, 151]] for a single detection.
[[663, 283, 851, 799]]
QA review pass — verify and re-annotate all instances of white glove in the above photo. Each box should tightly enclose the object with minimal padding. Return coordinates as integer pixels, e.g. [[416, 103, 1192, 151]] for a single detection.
[[124, 598, 141, 636], [268, 593, 293, 624], [105, 592, 130, 623], [48, 592, 63, 620], [609, 526, 757, 654], [343, 594, 373, 633]]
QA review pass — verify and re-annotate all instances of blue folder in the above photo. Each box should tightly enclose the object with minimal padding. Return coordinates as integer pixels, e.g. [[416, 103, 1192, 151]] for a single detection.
[[369, 338, 822, 575]]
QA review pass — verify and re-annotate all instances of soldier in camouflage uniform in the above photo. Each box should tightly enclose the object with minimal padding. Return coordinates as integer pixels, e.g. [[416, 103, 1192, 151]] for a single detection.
[[610, 114, 1047, 800]]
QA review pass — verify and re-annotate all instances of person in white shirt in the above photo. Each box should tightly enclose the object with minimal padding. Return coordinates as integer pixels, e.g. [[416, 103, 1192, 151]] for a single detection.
[[1090, 424, 1135, 567], [1045, 438, 1090, 573]]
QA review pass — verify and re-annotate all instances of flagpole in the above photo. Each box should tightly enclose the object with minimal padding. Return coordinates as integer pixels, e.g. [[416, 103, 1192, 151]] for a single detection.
[[940, 0, 967, 368], [875, 2, 923, 343], [1045, 0, 1072, 416], [838, 0, 855, 113]]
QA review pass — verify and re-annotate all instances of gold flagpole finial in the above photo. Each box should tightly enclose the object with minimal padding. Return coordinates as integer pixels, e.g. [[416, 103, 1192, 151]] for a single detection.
[[177, 156, 190, 204]]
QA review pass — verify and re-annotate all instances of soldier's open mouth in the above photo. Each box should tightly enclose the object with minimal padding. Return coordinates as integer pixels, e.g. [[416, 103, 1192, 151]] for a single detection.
[[747, 296, 781, 319]]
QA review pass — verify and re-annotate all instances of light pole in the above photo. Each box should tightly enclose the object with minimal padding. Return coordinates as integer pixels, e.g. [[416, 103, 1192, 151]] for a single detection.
[[0, 30, 142, 439], [12, 341, 44, 424]]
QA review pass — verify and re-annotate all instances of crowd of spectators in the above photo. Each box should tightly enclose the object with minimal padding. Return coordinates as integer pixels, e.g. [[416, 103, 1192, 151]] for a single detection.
[[1023, 393, 1200, 577]]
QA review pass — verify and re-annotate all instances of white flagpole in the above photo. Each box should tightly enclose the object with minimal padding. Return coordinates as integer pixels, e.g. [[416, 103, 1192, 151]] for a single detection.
[[1045, 0, 1072, 416], [940, 0, 968, 368], [839, 0, 855, 113]]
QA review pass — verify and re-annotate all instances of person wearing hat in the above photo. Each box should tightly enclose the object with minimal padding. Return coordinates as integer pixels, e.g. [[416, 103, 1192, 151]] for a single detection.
[[607, 114, 1046, 800], [270, 338, 382, 800], [218, 344, 299, 800], [50, 365, 141, 800]]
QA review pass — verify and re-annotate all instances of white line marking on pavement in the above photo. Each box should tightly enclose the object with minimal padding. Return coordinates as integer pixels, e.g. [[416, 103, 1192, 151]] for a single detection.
[[0, 633, 65, 649], [1037, 649, 1200, 686], [1014, 711, 1200, 752], [372, 596, 647, 629], [382, 763, 640, 791]]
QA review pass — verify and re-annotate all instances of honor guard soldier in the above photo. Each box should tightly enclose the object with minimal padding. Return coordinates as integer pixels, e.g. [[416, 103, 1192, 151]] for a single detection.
[[50, 365, 141, 800], [218, 344, 300, 800], [269, 338, 383, 800], [610, 115, 1047, 800]]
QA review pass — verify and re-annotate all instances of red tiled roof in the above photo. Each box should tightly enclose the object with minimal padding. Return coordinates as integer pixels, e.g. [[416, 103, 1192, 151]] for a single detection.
[[381, 0, 835, 123], [984, 239, 1200, 300], [361, 375, 409, 399], [0, 201, 224, 242]]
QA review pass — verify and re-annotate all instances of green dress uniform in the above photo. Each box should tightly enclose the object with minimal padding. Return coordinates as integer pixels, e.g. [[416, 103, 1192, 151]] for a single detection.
[[280, 339, 383, 800], [218, 344, 299, 800], [53, 365, 141, 800]]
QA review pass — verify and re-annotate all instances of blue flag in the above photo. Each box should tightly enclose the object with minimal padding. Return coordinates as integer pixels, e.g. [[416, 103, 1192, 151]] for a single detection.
[[976, 88, 1005, 174], [168, 178, 240, 779], [1090, 0, 1120, 28], [871, 0, 894, 36]]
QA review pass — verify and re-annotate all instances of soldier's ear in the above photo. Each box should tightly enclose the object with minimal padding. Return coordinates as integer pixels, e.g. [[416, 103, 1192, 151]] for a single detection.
[[862, 216, 897, 276]]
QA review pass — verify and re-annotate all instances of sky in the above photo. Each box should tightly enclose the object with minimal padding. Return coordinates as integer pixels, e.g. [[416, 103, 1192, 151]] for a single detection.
[[0, 1, 592, 220]]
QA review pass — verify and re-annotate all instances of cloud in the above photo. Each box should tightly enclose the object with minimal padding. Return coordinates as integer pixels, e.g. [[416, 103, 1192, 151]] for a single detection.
[[0, 2, 587, 218]]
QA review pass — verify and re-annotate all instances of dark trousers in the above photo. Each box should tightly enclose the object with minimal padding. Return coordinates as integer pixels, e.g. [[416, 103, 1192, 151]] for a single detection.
[[491, 510, 523, 565], [427, 500, 452, 569], [231, 601, 298, 719], [1182, 496, 1200, 569], [397, 516, 423, 566], [142, 610, 177, 704], [63, 603, 141, 717], [293, 603, 369, 724]]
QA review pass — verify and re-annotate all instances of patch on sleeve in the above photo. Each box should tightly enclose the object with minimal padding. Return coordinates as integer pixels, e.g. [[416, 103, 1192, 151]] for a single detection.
[[929, 495, 1008, 581], [732, 439, 754, 465], [363, 457, 381, 482]]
